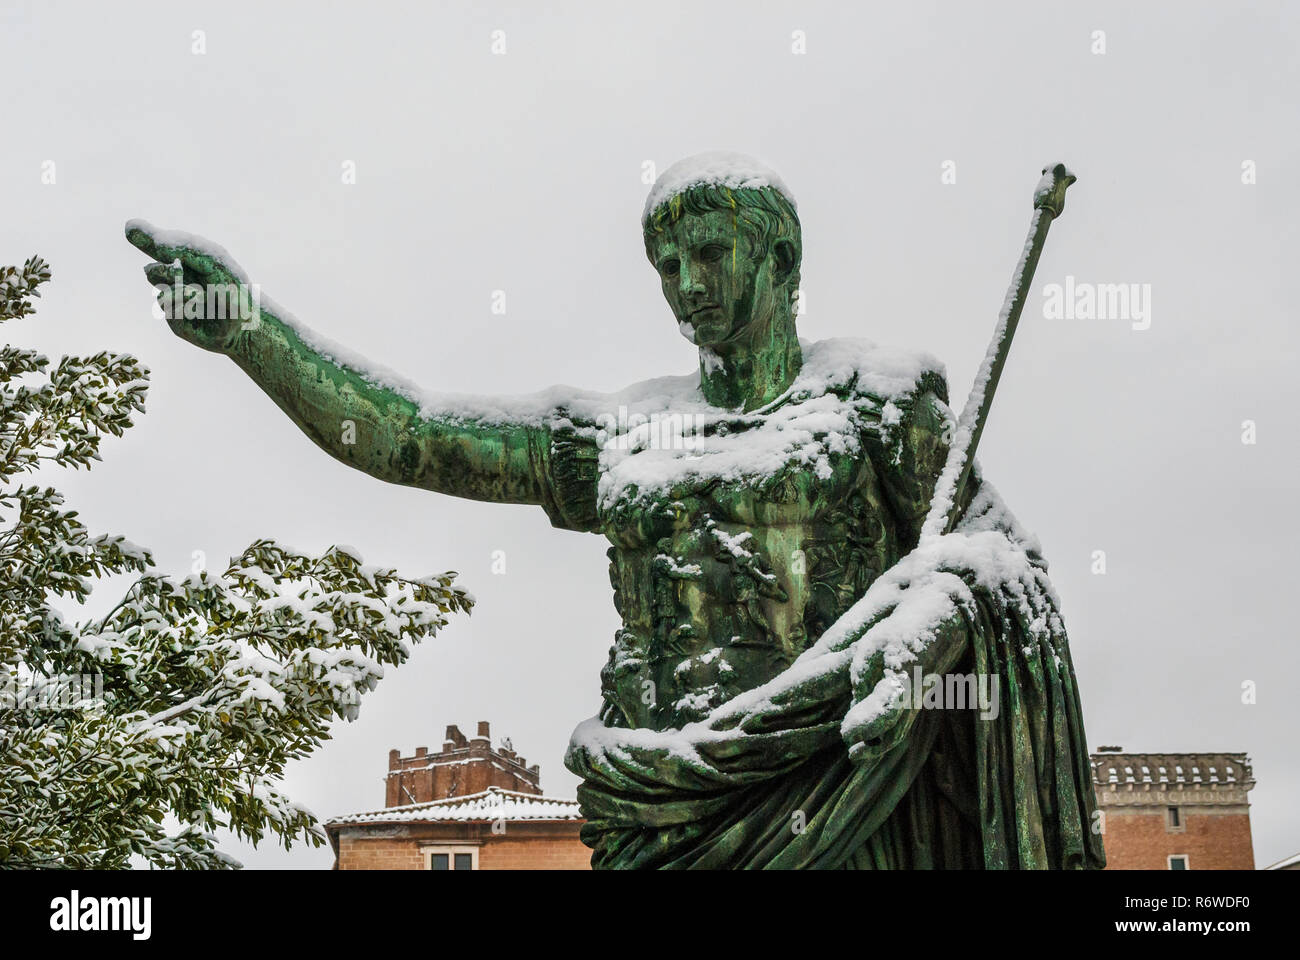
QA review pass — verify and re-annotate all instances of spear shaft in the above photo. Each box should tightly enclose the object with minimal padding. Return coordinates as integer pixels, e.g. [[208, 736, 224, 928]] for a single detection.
[[919, 163, 1077, 542]]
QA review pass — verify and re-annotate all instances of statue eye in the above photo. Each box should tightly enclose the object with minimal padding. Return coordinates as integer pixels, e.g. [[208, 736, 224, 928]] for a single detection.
[[661, 258, 680, 276], [699, 244, 726, 263]]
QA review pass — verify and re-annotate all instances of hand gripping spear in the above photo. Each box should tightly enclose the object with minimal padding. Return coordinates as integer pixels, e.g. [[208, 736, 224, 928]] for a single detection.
[[918, 163, 1077, 542]]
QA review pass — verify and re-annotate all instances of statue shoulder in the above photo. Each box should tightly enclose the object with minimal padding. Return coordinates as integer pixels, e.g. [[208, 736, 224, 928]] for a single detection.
[[534, 372, 703, 533], [794, 338, 955, 540], [792, 338, 950, 447], [797, 337, 949, 409]]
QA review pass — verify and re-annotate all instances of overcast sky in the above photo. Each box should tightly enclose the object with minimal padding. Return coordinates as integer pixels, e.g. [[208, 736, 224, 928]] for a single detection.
[[3, 0, 1297, 868]]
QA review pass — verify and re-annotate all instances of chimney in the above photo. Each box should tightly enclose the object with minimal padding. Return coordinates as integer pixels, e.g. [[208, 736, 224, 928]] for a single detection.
[[443, 724, 467, 749]]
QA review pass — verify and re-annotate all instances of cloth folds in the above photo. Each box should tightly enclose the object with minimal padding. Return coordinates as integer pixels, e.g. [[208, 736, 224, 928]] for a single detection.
[[565, 482, 1105, 870]]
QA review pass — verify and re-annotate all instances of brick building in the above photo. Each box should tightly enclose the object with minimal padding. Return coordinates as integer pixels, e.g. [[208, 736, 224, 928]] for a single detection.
[[326, 722, 590, 870], [1091, 749, 1256, 870], [328, 732, 1261, 870], [384, 720, 542, 806]]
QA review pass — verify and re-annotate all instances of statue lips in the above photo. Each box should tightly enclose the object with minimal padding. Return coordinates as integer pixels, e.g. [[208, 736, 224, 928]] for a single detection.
[[679, 304, 720, 341]]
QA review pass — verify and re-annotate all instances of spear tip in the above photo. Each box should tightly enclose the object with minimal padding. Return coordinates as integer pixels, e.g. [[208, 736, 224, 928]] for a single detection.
[[1034, 162, 1077, 217]]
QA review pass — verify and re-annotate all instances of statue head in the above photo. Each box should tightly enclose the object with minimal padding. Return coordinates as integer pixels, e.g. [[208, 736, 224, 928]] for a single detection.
[[642, 153, 802, 355]]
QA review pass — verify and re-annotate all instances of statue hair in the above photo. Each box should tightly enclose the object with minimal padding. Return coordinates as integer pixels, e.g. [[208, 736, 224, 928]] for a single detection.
[[643, 184, 802, 299]]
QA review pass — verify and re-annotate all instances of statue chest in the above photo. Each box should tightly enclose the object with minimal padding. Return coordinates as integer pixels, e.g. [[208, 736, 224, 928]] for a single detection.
[[594, 434, 899, 730]]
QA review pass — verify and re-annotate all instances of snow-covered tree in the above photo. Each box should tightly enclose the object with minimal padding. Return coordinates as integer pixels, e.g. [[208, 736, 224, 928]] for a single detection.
[[0, 257, 472, 868]]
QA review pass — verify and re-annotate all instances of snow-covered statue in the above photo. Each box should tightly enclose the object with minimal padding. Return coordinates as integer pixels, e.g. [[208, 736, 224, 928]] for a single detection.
[[127, 152, 1104, 869]]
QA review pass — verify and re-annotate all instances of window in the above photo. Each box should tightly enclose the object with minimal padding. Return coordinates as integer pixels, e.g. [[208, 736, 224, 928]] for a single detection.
[[1167, 806, 1184, 832], [1169, 855, 1189, 870], [424, 846, 478, 870]]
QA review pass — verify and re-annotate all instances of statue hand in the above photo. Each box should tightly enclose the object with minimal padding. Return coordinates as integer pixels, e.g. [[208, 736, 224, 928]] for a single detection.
[[125, 220, 253, 354], [845, 606, 970, 762]]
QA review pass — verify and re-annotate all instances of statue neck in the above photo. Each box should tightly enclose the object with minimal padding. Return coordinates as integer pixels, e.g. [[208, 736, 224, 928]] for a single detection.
[[699, 316, 802, 412]]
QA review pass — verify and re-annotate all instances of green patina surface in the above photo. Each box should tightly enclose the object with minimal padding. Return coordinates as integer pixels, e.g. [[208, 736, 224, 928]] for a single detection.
[[126, 166, 1103, 869]]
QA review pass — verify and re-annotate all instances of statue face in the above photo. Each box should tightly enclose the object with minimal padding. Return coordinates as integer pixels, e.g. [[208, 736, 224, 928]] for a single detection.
[[649, 209, 777, 349]]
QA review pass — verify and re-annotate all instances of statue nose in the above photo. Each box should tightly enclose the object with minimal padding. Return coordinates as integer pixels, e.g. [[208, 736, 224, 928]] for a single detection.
[[679, 264, 706, 296]]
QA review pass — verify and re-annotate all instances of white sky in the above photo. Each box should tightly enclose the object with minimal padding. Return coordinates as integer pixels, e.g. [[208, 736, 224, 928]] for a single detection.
[[3, 0, 1297, 869]]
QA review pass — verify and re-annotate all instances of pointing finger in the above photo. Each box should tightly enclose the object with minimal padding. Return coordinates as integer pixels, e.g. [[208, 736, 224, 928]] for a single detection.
[[124, 219, 244, 285]]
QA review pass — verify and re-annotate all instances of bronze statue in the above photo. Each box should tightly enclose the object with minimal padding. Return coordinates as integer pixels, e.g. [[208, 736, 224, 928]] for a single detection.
[[128, 152, 1103, 869]]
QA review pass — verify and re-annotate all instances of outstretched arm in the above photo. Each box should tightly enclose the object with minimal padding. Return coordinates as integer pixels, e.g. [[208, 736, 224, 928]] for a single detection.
[[126, 221, 600, 530]]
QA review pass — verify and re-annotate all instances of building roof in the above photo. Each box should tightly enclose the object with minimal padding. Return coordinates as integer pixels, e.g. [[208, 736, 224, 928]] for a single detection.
[[327, 786, 583, 827], [1090, 752, 1254, 788]]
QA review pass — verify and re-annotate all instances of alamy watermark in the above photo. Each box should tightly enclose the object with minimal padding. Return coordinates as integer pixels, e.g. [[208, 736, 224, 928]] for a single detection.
[[151, 279, 261, 330], [898, 666, 1000, 720], [595, 406, 710, 451], [0, 673, 103, 712], [1042, 275, 1151, 330], [50, 890, 151, 940]]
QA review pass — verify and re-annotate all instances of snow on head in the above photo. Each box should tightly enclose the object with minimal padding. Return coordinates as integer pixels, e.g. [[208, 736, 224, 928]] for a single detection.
[[642, 151, 797, 225]]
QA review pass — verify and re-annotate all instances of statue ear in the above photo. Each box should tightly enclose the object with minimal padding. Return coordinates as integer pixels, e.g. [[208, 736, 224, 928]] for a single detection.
[[771, 239, 796, 284]]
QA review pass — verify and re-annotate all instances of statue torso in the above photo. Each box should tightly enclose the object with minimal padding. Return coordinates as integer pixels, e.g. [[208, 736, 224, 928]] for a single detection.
[[588, 358, 925, 731]]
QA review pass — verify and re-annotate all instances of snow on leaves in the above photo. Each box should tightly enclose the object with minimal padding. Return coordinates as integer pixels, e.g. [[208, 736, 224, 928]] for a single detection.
[[0, 259, 471, 868]]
